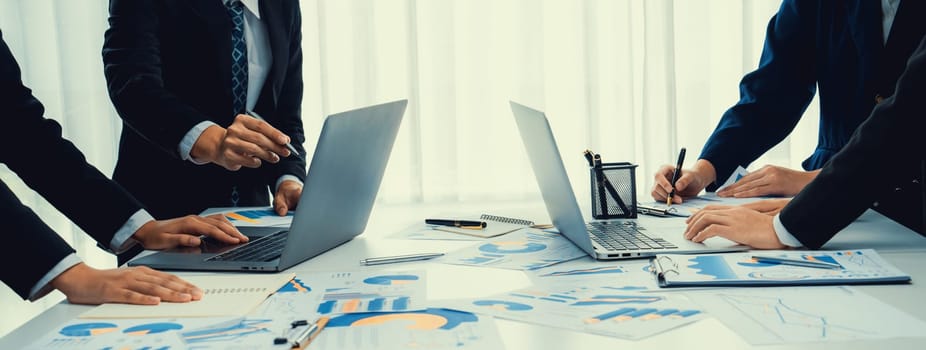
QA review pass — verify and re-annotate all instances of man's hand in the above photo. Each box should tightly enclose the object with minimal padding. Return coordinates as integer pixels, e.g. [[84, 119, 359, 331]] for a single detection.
[[717, 165, 819, 198], [652, 159, 717, 204], [684, 206, 785, 249], [273, 180, 303, 216], [191, 115, 293, 171], [740, 198, 792, 215], [133, 214, 248, 250], [51, 263, 203, 305]]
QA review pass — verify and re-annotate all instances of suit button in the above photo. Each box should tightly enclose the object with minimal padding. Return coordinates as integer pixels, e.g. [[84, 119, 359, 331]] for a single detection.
[[875, 94, 885, 104]]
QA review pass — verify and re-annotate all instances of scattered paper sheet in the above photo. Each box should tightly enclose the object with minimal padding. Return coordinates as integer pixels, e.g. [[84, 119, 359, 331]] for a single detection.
[[201, 206, 293, 228], [439, 228, 586, 270], [527, 257, 658, 290], [437, 285, 705, 340], [641, 193, 764, 217], [716, 165, 749, 192], [79, 273, 295, 319], [311, 308, 505, 350], [687, 286, 926, 344]]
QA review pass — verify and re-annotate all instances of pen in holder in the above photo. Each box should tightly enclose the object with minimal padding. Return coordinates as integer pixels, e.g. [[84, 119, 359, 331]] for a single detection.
[[584, 150, 638, 219]]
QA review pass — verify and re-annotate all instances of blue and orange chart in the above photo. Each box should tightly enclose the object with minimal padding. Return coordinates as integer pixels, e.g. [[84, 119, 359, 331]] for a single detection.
[[310, 308, 504, 350], [441, 229, 586, 270], [438, 284, 705, 340], [311, 271, 426, 315], [276, 278, 311, 293], [34, 319, 202, 349], [217, 206, 293, 227]]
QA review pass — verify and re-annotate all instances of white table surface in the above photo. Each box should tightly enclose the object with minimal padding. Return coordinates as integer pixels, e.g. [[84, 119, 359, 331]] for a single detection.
[[3, 200, 925, 349]]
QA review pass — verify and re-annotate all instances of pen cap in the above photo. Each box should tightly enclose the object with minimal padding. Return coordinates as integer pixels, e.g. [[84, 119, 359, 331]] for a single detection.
[[589, 162, 638, 219]]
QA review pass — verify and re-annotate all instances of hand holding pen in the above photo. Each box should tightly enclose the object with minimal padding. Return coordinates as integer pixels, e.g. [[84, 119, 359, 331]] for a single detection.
[[190, 112, 300, 171], [247, 111, 301, 158], [666, 148, 686, 206]]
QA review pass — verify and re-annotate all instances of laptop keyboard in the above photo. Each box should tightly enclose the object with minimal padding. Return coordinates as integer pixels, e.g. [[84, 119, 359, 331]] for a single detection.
[[587, 222, 677, 251], [206, 230, 288, 262]]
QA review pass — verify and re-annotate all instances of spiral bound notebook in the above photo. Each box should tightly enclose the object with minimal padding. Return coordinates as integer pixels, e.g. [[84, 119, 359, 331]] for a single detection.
[[652, 249, 910, 288], [430, 214, 535, 238]]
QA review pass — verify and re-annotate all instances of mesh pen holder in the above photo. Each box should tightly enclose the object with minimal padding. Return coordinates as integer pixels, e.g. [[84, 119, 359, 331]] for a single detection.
[[590, 162, 638, 219]]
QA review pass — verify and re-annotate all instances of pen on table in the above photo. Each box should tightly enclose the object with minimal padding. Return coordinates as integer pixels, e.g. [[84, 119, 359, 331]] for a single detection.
[[424, 218, 487, 230], [751, 255, 843, 270], [667, 147, 687, 206], [360, 253, 445, 266], [246, 110, 301, 158], [295, 316, 328, 349]]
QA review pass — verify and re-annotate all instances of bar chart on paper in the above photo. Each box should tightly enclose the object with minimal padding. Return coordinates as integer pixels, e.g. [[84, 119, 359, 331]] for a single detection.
[[307, 271, 428, 315], [214, 207, 293, 227]]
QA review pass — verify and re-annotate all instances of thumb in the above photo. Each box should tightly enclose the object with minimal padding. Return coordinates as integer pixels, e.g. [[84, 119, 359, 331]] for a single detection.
[[674, 173, 694, 192], [273, 195, 288, 216]]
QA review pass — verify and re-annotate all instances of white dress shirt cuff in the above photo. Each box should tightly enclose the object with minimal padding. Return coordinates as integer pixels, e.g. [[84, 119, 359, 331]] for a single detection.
[[29, 253, 82, 301], [275, 175, 303, 193], [109, 209, 156, 253], [179, 121, 219, 165], [772, 214, 804, 248]]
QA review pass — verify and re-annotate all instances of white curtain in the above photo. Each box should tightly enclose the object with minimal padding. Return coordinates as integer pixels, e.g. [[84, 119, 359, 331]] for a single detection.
[[1, 0, 816, 336]]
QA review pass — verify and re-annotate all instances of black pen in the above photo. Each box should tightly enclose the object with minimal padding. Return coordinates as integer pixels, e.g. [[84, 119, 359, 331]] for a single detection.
[[360, 253, 445, 266], [246, 110, 301, 157], [425, 219, 487, 230], [667, 148, 686, 206]]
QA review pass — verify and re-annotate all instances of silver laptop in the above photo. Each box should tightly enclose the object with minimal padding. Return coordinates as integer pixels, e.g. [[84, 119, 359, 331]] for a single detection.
[[129, 100, 408, 272], [509, 101, 746, 260]]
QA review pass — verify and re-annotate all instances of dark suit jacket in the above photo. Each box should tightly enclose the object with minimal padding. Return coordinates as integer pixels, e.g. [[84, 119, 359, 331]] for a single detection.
[[103, 0, 307, 219], [700, 0, 926, 190], [0, 32, 144, 299], [781, 36, 926, 249]]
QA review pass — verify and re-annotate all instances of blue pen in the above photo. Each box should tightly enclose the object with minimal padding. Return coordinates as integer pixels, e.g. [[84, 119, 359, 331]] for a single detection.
[[751, 255, 842, 270]]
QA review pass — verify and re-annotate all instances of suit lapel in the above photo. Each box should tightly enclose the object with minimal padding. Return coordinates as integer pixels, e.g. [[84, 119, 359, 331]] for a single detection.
[[260, 0, 289, 109], [188, 0, 234, 96], [845, 0, 883, 77]]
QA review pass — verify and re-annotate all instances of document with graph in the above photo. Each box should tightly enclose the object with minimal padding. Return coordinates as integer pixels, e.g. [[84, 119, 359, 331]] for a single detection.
[[653, 249, 910, 287], [79, 273, 295, 319]]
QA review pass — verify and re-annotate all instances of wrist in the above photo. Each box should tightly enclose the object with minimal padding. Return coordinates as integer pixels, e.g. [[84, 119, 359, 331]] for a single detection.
[[50, 262, 91, 292], [131, 220, 159, 248], [692, 159, 718, 185], [190, 125, 225, 163]]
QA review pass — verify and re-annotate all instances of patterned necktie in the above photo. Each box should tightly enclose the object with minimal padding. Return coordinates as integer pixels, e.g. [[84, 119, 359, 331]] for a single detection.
[[227, 0, 248, 116], [226, 0, 247, 206]]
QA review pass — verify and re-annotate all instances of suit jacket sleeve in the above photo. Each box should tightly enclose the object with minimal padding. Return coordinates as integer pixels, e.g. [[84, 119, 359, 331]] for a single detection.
[[780, 37, 926, 249], [699, 0, 817, 189], [102, 0, 212, 159], [0, 31, 143, 298]]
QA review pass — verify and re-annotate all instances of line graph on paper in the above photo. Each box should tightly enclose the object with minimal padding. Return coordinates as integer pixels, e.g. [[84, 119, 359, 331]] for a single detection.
[[717, 293, 872, 342], [691, 287, 926, 345]]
